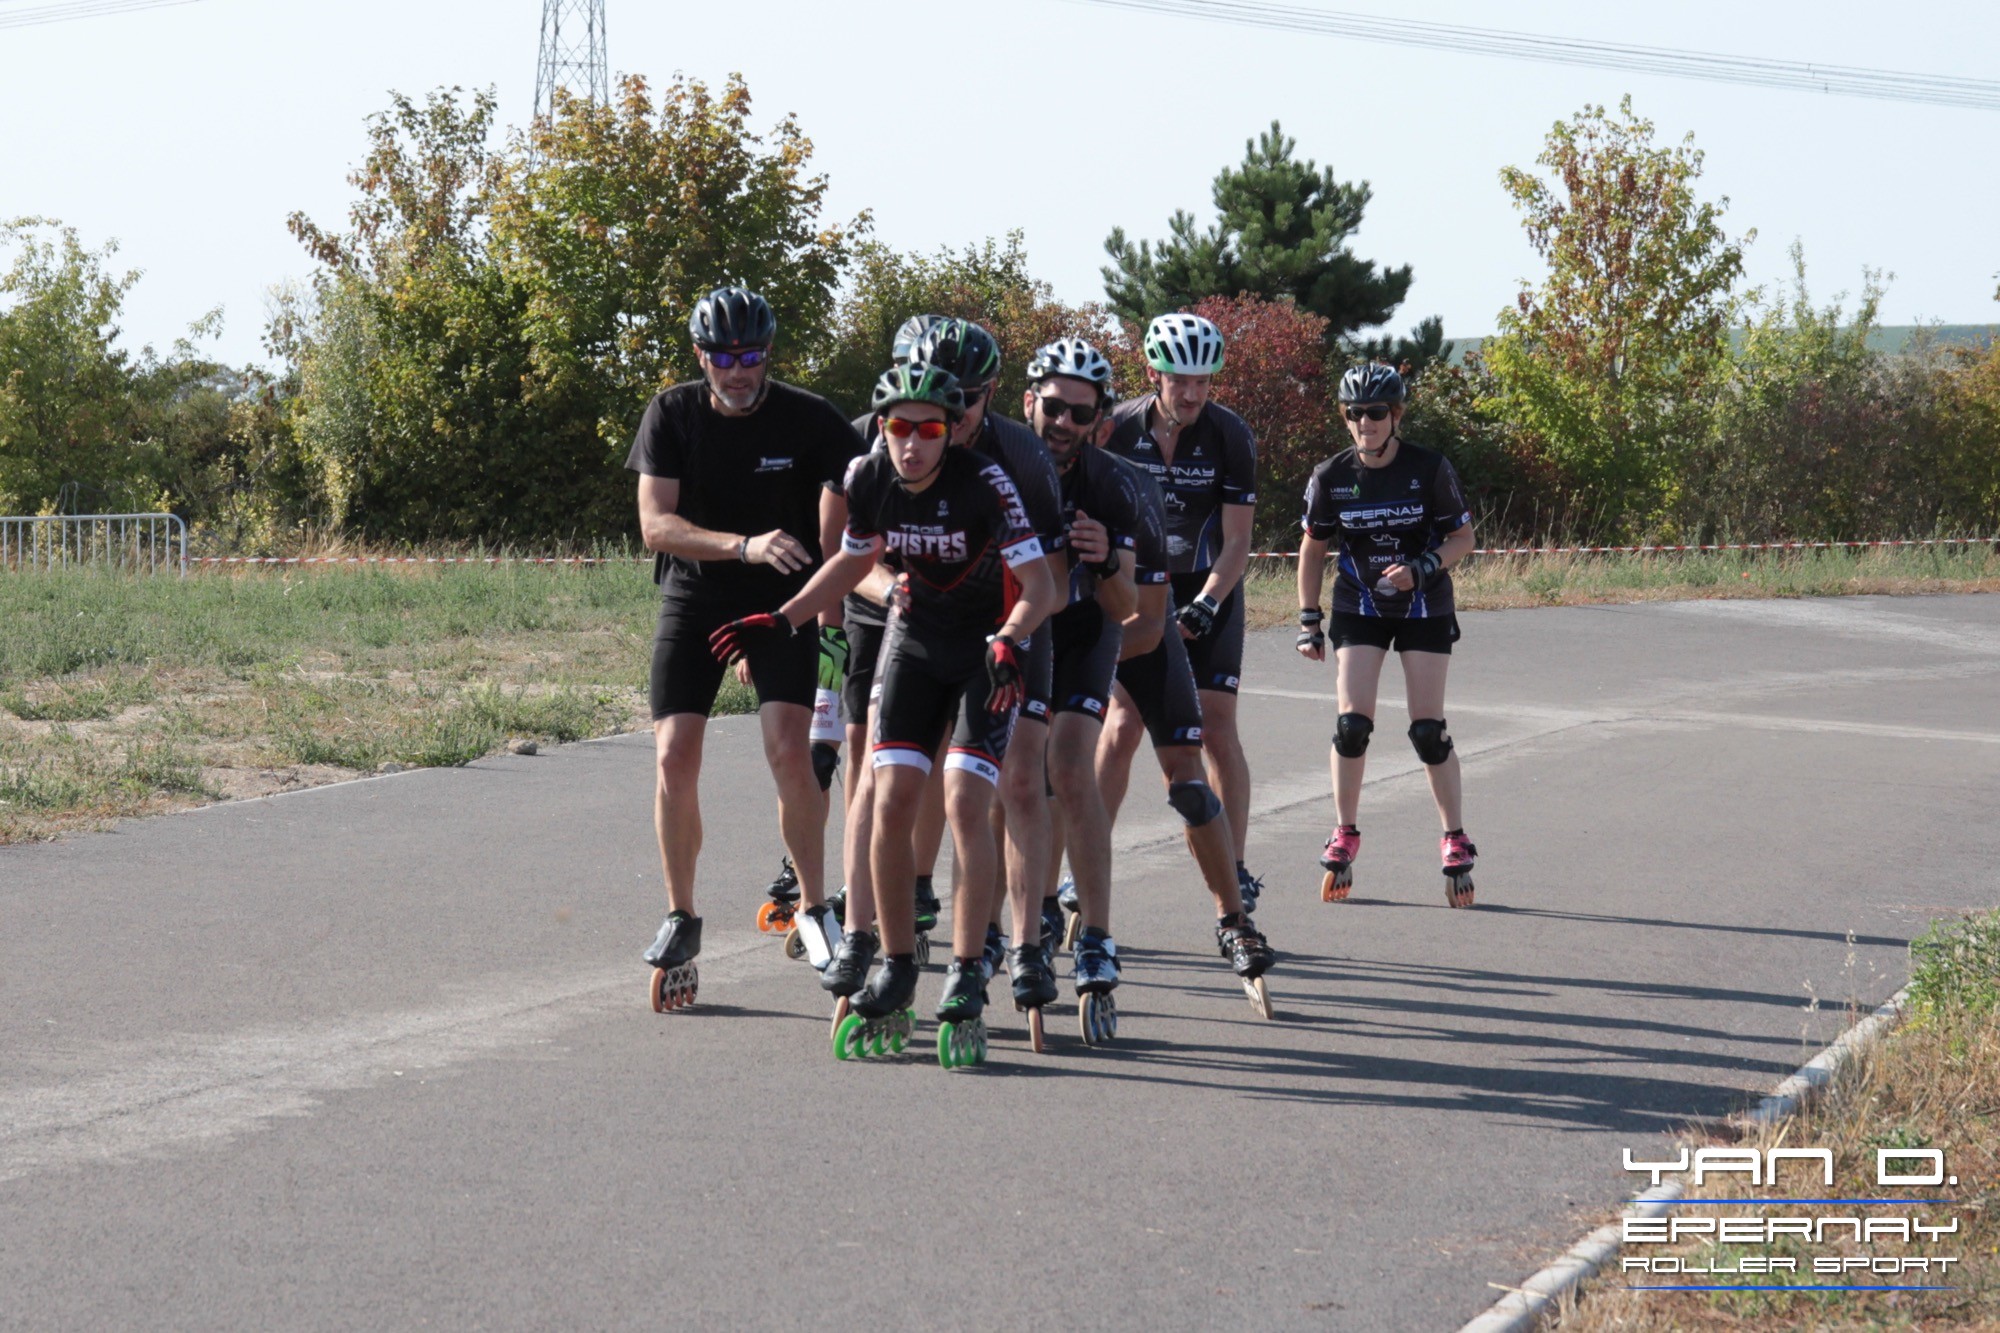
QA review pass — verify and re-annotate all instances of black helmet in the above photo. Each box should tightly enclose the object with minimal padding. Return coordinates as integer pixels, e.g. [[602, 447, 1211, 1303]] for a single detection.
[[1338, 363, 1405, 406], [688, 285, 776, 350], [909, 318, 1002, 392], [892, 314, 945, 363], [871, 362, 966, 421]]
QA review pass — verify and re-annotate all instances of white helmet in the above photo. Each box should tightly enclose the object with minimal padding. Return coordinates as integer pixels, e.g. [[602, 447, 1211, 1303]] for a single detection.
[[1027, 338, 1115, 397], [1143, 313, 1225, 375]]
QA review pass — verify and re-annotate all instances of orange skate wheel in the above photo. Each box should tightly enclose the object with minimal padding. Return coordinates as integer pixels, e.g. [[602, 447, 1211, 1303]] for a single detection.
[[756, 901, 779, 931], [1320, 870, 1351, 903], [649, 967, 668, 1013], [1028, 1006, 1047, 1055]]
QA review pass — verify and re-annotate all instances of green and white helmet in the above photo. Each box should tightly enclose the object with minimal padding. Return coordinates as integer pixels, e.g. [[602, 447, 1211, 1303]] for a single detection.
[[1143, 313, 1225, 375], [871, 362, 966, 421]]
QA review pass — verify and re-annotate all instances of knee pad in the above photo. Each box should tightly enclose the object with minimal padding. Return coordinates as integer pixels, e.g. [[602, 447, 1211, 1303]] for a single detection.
[[1408, 718, 1454, 766], [1333, 712, 1373, 758], [1166, 779, 1223, 828], [811, 741, 840, 792]]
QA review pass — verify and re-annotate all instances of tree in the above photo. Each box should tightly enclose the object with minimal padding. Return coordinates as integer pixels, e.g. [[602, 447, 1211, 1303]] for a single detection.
[[282, 75, 865, 542], [0, 219, 145, 513], [814, 232, 1110, 417], [1486, 97, 1753, 536], [1102, 122, 1418, 345]]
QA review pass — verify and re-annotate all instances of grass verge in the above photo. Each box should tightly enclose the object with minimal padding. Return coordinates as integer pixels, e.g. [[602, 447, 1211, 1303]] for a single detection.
[[0, 564, 753, 843], [1243, 542, 2000, 627], [1549, 909, 2000, 1330]]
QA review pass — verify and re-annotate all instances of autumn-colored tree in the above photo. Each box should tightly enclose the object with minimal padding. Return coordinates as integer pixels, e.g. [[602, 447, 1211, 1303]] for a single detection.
[[814, 233, 1109, 418], [1486, 97, 1753, 537]]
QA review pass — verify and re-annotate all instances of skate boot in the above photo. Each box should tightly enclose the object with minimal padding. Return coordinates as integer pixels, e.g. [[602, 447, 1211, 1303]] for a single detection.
[[936, 957, 991, 1070], [1237, 863, 1265, 914], [913, 874, 941, 933], [1072, 928, 1121, 1045], [789, 902, 843, 971], [833, 952, 917, 1061], [1007, 943, 1058, 1054], [827, 885, 847, 928], [1216, 913, 1275, 1021], [1038, 897, 1066, 968], [644, 912, 702, 1013], [821, 929, 878, 997], [1441, 829, 1478, 909], [979, 923, 1006, 984], [1319, 825, 1360, 902], [756, 856, 800, 933]]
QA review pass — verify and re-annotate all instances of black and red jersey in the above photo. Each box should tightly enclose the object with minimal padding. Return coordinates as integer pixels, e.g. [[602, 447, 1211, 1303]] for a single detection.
[[842, 447, 1046, 640]]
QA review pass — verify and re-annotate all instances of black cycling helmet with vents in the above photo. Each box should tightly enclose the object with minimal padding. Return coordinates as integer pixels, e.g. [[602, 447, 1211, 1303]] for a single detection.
[[688, 285, 776, 350], [909, 318, 1002, 393], [1338, 362, 1406, 406]]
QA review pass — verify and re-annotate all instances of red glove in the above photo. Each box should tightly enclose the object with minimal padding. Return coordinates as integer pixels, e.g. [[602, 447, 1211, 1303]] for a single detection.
[[984, 634, 1024, 715], [709, 611, 794, 664]]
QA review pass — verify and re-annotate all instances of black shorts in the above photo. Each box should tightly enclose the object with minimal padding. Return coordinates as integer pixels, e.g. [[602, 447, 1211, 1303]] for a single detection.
[[870, 619, 1018, 785], [1171, 572, 1246, 694], [650, 582, 819, 720], [1050, 601, 1122, 721], [841, 617, 887, 727], [1113, 623, 1204, 749], [1019, 623, 1055, 727], [1330, 611, 1459, 655]]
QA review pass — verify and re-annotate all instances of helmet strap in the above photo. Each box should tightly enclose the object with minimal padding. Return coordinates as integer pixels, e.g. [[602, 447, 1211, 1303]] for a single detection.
[[1359, 430, 1399, 461]]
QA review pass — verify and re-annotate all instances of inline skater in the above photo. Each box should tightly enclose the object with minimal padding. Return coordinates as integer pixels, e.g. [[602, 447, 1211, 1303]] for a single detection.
[[1019, 338, 1151, 1035], [1295, 363, 1479, 907], [631, 286, 861, 1009], [712, 364, 1062, 1065], [1093, 403, 1277, 1018], [1102, 313, 1265, 912]]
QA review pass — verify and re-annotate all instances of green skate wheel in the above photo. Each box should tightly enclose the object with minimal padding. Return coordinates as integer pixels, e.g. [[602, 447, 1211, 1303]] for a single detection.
[[972, 1022, 988, 1065], [867, 1026, 886, 1057], [834, 1012, 867, 1061], [888, 1016, 908, 1054], [937, 1024, 957, 1069]]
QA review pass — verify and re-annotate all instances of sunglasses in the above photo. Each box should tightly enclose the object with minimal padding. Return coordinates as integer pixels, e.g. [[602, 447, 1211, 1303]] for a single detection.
[[706, 348, 767, 369], [1343, 404, 1392, 422], [882, 417, 950, 441], [1035, 395, 1101, 426], [959, 386, 988, 408]]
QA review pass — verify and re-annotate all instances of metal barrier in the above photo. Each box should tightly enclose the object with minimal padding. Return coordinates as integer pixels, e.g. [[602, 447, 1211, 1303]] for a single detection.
[[0, 513, 187, 576]]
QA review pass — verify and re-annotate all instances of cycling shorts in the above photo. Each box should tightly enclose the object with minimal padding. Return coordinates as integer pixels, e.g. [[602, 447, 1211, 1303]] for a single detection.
[[650, 582, 817, 720], [1330, 611, 1459, 656], [1050, 601, 1122, 721], [1113, 621, 1204, 750], [870, 619, 1018, 785], [1171, 572, 1245, 694]]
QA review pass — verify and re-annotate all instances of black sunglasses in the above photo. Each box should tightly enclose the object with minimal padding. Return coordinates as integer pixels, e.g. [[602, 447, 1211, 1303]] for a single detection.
[[707, 348, 767, 369], [1035, 395, 1101, 426], [1343, 404, 1392, 422]]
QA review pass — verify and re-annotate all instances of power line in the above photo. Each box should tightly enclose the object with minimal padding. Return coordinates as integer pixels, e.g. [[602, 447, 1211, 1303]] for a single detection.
[[0, 0, 204, 31], [1063, 0, 2000, 111]]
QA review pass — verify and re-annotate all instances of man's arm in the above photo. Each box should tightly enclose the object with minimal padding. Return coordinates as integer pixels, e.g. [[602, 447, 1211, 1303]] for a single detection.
[[1197, 502, 1255, 606], [817, 486, 849, 630], [777, 545, 879, 630], [637, 475, 809, 572]]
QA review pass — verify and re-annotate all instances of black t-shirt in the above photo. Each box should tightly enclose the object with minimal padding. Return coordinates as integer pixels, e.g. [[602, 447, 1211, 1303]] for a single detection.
[[1058, 446, 1169, 606], [626, 380, 860, 599], [1301, 439, 1471, 619], [1104, 396, 1257, 574], [841, 447, 1045, 641]]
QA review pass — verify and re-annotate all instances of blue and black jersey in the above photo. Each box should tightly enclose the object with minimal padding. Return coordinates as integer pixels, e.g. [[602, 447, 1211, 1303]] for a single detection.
[[1301, 440, 1471, 619], [1104, 397, 1257, 575]]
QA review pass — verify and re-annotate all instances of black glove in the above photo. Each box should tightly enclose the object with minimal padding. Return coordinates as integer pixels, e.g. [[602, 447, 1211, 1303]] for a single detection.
[[1176, 593, 1221, 639], [1088, 548, 1123, 580], [1403, 551, 1442, 587], [984, 633, 1024, 713], [708, 611, 794, 664], [1296, 607, 1324, 653]]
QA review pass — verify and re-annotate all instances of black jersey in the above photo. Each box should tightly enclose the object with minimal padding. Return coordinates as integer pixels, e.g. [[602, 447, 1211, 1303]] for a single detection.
[[842, 410, 892, 630], [1104, 397, 1257, 574], [626, 380, 861, 598], [970, 414, 1065, 552], [841, 447, 1046, 640], [1058, 446, 1168, 605], [1301, 439, 1471, 619]]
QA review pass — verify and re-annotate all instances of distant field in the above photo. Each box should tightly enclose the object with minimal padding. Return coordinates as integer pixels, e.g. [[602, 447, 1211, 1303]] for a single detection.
[[2, 545, 1996, 843]]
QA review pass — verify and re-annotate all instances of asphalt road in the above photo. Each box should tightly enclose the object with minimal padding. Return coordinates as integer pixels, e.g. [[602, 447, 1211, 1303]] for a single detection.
[[5, 594, 1998, 1331]]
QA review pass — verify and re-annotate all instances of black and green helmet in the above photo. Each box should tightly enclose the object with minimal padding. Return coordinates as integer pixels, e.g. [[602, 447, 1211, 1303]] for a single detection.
[[892, 314, 945, 363], [871, 362, 966, 421], [909, 318, 1002, 392]]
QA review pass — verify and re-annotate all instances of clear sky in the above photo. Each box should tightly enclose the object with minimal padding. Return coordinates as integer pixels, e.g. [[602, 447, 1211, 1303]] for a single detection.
[[3, 0, 1996, 368]]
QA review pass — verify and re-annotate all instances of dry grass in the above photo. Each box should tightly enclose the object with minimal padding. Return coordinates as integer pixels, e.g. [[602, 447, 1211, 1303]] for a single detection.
[[1243, 544, 2000, 628], [1549, 912, 2000, 1331]]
